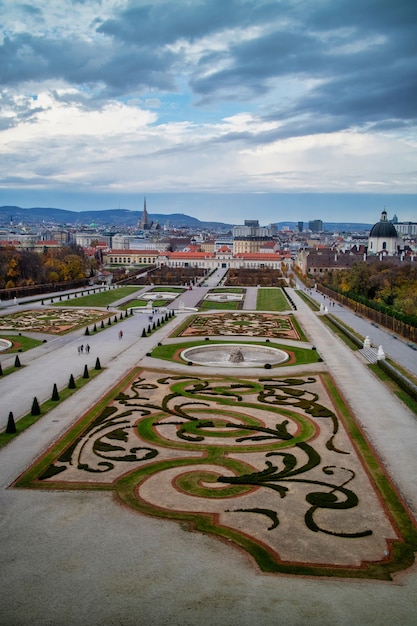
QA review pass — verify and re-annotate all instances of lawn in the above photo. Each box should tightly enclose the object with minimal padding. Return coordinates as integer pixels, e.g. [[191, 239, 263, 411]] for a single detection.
[[119, 299, 170, 309], [54, 286, 140, 307], [256, 288, 290, 311], [199, 300, 241, 310], [0, 334, 43, 353], [150, 339, 320, 366]]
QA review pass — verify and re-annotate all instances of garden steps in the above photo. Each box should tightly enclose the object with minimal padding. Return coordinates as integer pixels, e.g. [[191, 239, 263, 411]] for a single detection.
[[359, 346, 378, 363]]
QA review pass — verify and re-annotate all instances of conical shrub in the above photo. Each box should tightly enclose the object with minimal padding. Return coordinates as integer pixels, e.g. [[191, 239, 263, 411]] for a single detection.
[[51, 383, 60, 401], [142, 328, 147, 337], [6, 411, 16, 434], [31, 397, 41, 416], [107, 318, 112, 326], [94, 357, 101, 370], [101, 320, 105, 329], [0, 362, 3, 376], [85, 327, 90, 336], [14, 355, 21, 368], [114, 315, 117, 323], [83, 364, 89, 379], [93, 323, 97, 332], [68, 374, 76, 389]]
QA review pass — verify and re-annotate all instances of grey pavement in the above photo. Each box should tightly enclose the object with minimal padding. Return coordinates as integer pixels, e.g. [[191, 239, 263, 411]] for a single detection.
[[298, 285, 417, 377], [1, 286, 417, 625]]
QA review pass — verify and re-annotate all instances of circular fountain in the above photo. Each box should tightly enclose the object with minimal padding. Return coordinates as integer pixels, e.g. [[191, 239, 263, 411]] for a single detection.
[[180, 343, 289, 367], [0, 338, 12, 352]]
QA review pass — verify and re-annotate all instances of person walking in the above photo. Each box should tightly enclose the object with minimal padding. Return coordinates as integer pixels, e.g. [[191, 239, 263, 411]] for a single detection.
[[119, 330, 123, 340]]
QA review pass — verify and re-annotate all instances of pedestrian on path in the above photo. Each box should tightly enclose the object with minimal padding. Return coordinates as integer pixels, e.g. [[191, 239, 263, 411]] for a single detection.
[[85, 344, 90, 354], [119, 330, 123, 340]]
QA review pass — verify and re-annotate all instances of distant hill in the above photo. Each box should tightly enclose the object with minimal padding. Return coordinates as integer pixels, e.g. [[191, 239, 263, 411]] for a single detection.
[[0, 206, 231, 229], [0, 206, 372, 232]]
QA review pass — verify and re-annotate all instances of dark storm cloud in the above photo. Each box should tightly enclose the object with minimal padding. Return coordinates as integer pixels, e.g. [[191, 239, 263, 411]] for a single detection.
[[96, 0, 273, 45], [1, 0, 416, 136]]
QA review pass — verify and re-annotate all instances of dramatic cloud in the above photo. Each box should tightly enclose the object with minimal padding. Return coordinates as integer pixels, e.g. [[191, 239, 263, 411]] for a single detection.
[[0, 0, 416, 221]]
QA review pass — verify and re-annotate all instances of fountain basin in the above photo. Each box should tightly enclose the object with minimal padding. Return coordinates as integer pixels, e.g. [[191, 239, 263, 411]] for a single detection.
[[180, 343, 289, 367], [0, 338, 12, 352]]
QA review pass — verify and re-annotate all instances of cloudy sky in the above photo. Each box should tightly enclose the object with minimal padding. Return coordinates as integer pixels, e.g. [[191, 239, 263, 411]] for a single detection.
[[0, 0, 416, 224]]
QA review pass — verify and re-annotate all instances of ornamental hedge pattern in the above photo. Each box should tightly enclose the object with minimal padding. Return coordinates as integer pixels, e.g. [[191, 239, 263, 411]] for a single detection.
[[15, 368, 417, 580]]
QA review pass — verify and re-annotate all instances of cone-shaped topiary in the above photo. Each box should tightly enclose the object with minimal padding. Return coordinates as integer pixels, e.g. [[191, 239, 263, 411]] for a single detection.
[[68, 374, 76, 389], [147, 325, 151, 333], [6, 411, 17, 434], [124, 310, 128, 318], [119, 313, 123, 320], [93, 323, 97, 332], [0, 362, 3, 376], [157, 319, 160, 327], [152, 322, 156, 330], [130, 308, 133, 316], [85, 327, 90, 336], [94, 357, 101, 370], [114, 315, 117, 323], [107, 318, 112, 326], [14, 355, 21, 368], [101, 320, 105, 329], [31, 396, 41, 416], [51, 383, 60, 401], [83, 364, 89, 379], [142, 328, 147, 337]]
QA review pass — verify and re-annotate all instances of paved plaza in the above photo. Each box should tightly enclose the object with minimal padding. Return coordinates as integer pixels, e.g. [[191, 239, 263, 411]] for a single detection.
[[1, 285, 417, 625]]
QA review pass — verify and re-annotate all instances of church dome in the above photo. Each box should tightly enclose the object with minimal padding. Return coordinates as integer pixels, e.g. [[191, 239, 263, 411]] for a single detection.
[[369, 210, 398, 238]]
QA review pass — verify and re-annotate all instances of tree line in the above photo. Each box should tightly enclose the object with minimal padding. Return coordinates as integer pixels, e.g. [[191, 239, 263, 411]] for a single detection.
[[0, 244, 90, 289], [320, 260, 417, 325]]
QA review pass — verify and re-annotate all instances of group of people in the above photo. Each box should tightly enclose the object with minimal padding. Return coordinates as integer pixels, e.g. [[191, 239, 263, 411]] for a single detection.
[[77, 344, 90, 355]]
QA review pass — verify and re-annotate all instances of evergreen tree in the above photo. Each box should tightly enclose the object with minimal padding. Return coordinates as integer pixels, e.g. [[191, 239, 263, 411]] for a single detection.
[[83, 364, 89, 379], [6, 412, 16, 434], [68, 374, 76, 389], [51, 383, 60, 401], [31, 397, 41, 415]]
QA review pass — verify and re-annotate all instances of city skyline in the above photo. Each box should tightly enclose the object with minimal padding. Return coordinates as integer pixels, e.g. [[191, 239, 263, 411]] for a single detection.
[[0, 1, 416, 223]]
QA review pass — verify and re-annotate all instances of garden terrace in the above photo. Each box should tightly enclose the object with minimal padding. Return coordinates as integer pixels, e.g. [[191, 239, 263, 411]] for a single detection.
[[15, 368, 417, 580]]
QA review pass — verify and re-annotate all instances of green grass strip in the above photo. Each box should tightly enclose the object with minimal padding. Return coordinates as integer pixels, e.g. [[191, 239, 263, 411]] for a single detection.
[[54, 286, 139, 307], [256, 288, 289, 311]]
